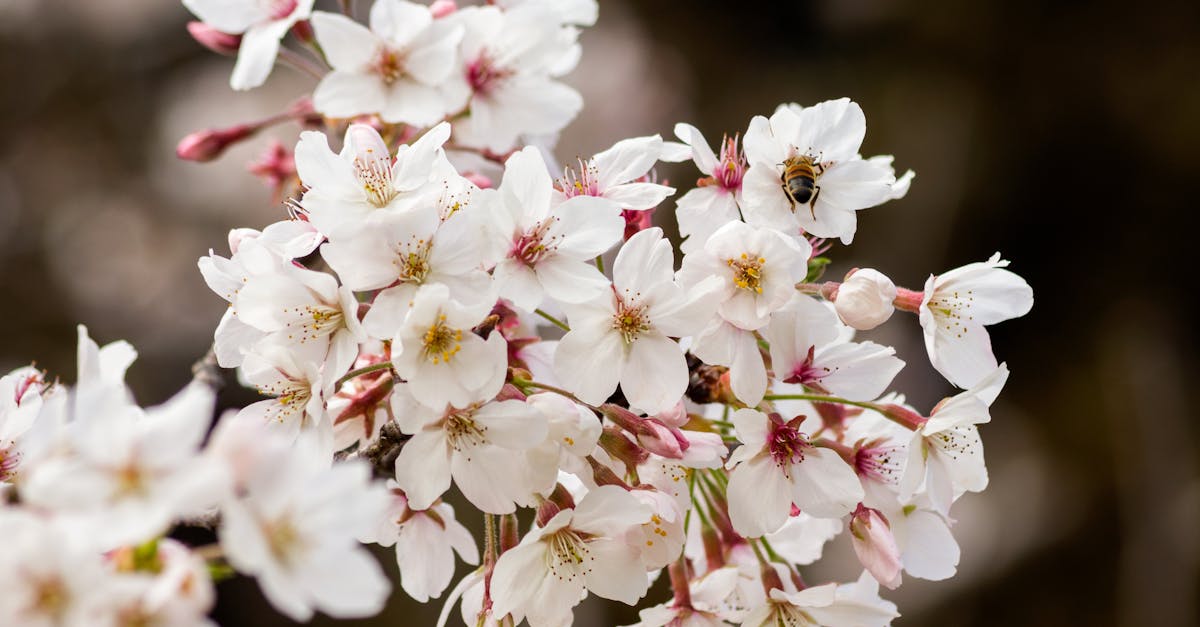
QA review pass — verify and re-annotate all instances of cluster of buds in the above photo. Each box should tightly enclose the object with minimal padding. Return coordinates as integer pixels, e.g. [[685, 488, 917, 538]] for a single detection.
[[0, 1, 1034, 625]]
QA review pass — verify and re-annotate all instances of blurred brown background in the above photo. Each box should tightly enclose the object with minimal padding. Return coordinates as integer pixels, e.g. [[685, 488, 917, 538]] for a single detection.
[[2, 0, 1198, 624]]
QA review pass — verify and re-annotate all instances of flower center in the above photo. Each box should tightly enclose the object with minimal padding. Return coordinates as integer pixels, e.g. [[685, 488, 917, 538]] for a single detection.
[[929, 425, 980, 460], [927, 289, 975, 339], [258, 377, 312, 424], [612, 297, 651, 344], [700, 134, 747, 191], [727, 253, 765, 293], [27, 576, 69, 621], [444, 411, 488, 452], [0, 442, 21, 483], [768, 420, 810, 469], [354, 150, 396, 209], [264, 515, 301, 565], [855, 441, 904, 484], [558, 158, 601, 198], [511, 218, 562, 267], [372, 46, 406, 86], [285, 304, 345, 344], [466, 54, 513, 97], [421, 315, 463, 364], [546, 528, 592, 582], [394, 235, 433, 283]]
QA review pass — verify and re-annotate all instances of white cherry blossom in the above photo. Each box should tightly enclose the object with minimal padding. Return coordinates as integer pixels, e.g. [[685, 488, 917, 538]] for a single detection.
[[488, 146, 624, 311], [490, 485, 654, 627], [219, 437, 390, 622], [389, 283, 508, 410], [182, 0, 314, 90], [671, 123, 748, 254], [919, 253, 1033, 389], [725, 408, 863, 537], [390, 383, 549, 513], [295, 123, 451, 240], [555, 135, 676, 212], [311, 0, 463, 124], [740, 571, 899, 627], [555, 227, 719, 414], [363, 484, 479, 603], [741, 98, 910, 244]]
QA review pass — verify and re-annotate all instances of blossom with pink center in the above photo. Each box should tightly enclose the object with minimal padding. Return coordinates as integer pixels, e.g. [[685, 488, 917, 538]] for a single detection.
[[554, 135, 676, 212], [554, 227, 719, 414], [766, 295, 904, 402], [311, 0, 463, 125], [490, 485, 654, 627], [740, 571, 899, 627], [443, 4, 586, 151], [487, 146, 624, 312], [670, 123, 749, 253], [725, 409, 863, 538], [183, 0, 314, 90]]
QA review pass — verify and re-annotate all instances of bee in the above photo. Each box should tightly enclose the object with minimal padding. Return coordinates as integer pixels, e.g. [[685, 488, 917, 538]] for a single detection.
[[780, 155, 824, 219]]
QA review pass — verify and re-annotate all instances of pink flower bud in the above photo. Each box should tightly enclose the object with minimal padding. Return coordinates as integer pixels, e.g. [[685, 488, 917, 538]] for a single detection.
[[834, 268, 897, 330], [622, 207, 655, 240], [290, 19, 314, 43], [429, 0, 458, 18], [186, 21, 242, 56], [637, 420, 688, 460], [849, 505, 903, 589], [247, 140, 296, 194], [653, 400, 689, 428], [176, 125, 254, 162]]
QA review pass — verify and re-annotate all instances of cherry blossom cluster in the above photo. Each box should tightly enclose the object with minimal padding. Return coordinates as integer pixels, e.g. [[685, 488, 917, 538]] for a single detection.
[[0, 1, 1035, 625]]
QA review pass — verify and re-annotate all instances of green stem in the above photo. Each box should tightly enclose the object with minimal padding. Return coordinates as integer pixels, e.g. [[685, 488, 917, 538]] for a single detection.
[[763, 393, 921, 431], [335, 362, 394, 388], [534, 308, 570, 332]]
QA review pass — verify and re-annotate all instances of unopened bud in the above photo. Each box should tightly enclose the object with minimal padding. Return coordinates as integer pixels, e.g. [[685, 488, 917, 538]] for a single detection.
[[622, 207, 655, 240], [186, 21, 242, 56], [429, 0, 458, 18], [834, 268, 897, 330], [176, 125, 255, 162], [849, 504, 903, 589]]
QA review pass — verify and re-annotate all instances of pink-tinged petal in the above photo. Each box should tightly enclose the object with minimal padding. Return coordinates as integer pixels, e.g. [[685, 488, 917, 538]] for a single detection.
[[742, 115, 785, 168], [602, 182, 675, 211], [361, 284, 416, 340], [311, 11, 378, 70], [740, 163, 799, 235], [591, 135, 663, 190], [583, 537, 652, 604], [789, 447, 863, 518], [901, 508, 960, 580], [622, 332, 688, 415], [490, 541, 550, 619], [555, 327, 625, 406], [392, 122, 451, 191], [850, 509, 903, 590], [369, 0, 432, 46], [802, 98, 867, 162], [536, 256, 611, 306], [729, 327, 768, 406], [230, 20, 290, 90], [451, 445, 524, 514], [396, 517, 454, 602], [393, 430, 451, 510], [405, 21, 463, 84], [381, 78, 447, 126], [730, 408, 770, 447], [313, 71, 387, 118], [474, 400, 547, 449], [674, 122, 716, 174], [727, 454, 791, 538], [500, 147, 553, 224], [293, 131, 360, 197], [572, 485, 652, 534], [926, 319, 999, 389], [552, 195, 625, 258], [302, 545, 390, 618], [182, 0, 265, 33], [613, 227, 674, 294], [814, 341, 904, 402], [494, 259, 545, 312]]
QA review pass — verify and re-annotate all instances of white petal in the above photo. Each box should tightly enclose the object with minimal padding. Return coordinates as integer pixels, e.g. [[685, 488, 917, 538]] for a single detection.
[[311, 11, 378, 70], [727, 455, 791, 537], [789, 447, 864, 518], [622, 332, 687, 415], [230, 21, 288, 90]]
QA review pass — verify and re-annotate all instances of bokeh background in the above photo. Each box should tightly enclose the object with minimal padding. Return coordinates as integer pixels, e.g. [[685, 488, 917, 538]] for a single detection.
[[2, 0, 1198, 624]]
